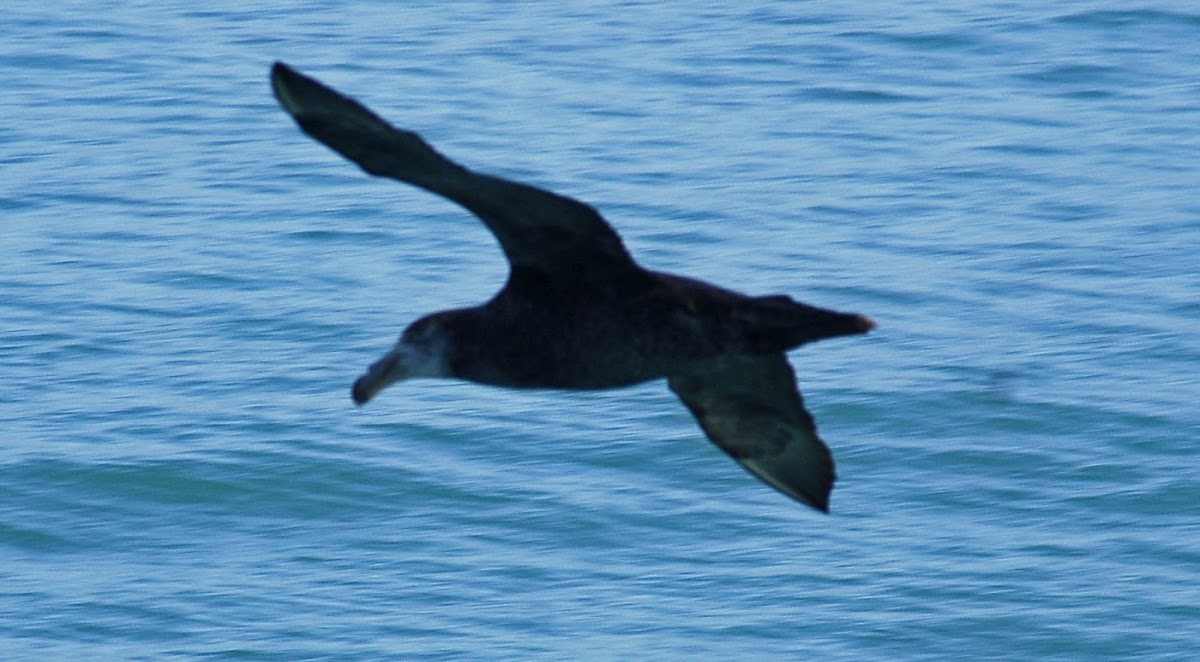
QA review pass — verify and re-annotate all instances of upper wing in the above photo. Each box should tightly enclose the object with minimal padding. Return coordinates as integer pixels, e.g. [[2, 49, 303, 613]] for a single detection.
[[271, 62, 641, 284], [669, 354, 837, 512]]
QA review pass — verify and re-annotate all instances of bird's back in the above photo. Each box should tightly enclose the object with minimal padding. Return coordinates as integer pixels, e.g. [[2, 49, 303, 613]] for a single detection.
[[438, 271, 868, 390]]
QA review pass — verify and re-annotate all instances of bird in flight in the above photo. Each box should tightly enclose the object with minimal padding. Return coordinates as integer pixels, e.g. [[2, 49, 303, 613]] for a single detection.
[[271, 62, 874, 512]]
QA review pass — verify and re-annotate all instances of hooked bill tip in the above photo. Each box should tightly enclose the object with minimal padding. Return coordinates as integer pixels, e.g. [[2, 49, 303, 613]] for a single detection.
[[351, 378, 374, 406]]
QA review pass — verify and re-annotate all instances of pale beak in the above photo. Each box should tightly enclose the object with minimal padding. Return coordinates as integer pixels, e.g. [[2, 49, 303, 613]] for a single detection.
[[351, 349, 407, 405]]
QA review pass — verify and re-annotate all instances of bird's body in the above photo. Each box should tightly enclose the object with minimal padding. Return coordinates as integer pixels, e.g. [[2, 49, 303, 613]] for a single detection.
[[410, 272, 864, 392], [272, 62, 875, 512]]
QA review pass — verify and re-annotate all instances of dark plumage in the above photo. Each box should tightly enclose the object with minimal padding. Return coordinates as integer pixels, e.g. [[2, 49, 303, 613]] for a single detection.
[[271, 62, 875, 512]]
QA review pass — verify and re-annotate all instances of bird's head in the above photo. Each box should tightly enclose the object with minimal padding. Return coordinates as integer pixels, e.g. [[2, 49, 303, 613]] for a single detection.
[[351, 313, 453, 405]]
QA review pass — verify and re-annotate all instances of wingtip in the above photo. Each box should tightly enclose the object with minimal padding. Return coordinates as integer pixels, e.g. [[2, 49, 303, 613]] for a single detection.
[[269, 61, 294, 86], [799, 489, 832, 513], [269, 61, 299, 111], [270, 61, 327, 118]]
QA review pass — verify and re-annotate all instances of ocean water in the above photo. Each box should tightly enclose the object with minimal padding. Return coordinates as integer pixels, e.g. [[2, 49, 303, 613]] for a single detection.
[[3, 1, 1199, 659]]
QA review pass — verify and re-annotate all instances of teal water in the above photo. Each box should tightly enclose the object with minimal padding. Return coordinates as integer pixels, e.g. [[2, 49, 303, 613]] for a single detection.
[[4, 1, 1199, 659]]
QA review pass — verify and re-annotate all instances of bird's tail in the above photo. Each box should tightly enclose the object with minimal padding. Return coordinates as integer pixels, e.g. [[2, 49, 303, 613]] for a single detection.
[[744, 295, 875, 351]]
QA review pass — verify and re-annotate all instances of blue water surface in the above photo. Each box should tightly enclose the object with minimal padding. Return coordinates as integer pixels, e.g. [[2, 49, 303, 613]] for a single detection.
[[3, 1, 1198, 659]]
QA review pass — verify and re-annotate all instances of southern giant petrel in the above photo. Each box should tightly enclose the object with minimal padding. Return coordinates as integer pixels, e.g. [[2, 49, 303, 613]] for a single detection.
[[271, 62, 874, 512]]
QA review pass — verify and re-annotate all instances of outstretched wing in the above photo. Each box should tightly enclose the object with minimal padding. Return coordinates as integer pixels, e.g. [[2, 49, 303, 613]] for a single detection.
[[669, 354, 836, 512], [271, 62, 641, 284]]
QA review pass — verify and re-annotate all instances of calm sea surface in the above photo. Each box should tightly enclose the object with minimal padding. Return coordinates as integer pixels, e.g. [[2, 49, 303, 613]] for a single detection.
[[3, 1, 1198, 659]]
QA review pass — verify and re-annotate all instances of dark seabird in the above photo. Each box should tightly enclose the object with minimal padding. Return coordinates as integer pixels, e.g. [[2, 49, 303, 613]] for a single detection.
[[271, 62, 875, 512]]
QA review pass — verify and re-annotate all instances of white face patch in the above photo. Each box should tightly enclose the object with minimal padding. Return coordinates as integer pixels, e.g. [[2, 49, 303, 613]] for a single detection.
[[391, 333, 451, 380], [353, 324, 452, 404], [394, 315, 453, 381]]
